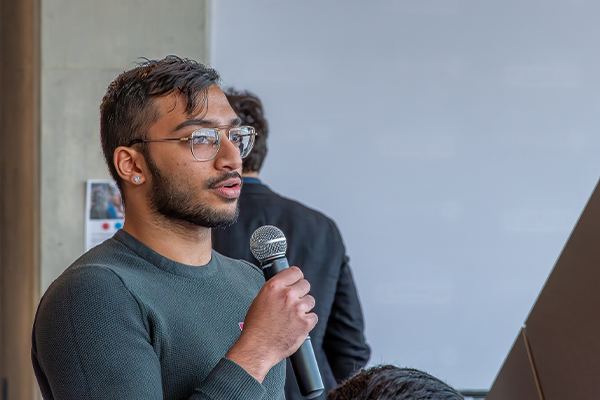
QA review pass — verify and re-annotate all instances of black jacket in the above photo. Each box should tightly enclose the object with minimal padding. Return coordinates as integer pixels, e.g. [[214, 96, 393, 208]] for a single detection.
[[212, 181, 370, 400]]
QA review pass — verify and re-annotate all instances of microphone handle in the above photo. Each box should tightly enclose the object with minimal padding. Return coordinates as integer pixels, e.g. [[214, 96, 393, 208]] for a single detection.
[[262, 257, 290, 280], [262, 257, 325, 399]]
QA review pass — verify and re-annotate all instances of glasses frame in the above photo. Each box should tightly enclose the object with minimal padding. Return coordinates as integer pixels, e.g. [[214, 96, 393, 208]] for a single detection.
[[127, 125, 256, 162]]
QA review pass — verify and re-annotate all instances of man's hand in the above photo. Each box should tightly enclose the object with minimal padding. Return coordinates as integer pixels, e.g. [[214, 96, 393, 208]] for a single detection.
[[226, 266, 317, 382]]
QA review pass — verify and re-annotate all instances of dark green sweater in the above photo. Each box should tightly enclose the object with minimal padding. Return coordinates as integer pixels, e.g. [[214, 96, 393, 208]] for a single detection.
[[32, 230, 285, 400]]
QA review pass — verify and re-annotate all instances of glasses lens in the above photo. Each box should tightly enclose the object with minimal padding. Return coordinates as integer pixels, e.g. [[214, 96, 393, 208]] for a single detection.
[[229, 126, 256, 158], [191, 129, 220, 161]]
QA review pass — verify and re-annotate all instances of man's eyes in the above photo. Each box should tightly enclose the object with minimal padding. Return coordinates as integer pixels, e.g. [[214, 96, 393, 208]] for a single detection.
[[229, 133, 242, 143], [191, 130, 218, 145]]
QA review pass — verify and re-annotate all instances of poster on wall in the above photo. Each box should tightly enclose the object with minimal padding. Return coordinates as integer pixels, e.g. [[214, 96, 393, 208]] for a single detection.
[[85, 179, 124, 251]]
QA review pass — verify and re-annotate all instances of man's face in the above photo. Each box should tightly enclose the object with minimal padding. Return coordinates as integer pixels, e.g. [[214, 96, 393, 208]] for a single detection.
[[143, 85, 243, 229]]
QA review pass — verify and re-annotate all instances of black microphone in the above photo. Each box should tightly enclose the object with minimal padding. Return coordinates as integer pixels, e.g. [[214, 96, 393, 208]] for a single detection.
[[250, 225, 324, 399]]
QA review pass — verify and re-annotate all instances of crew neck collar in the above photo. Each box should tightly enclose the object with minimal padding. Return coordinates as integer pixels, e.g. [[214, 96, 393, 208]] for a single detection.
[[113, 229, 218, 278]]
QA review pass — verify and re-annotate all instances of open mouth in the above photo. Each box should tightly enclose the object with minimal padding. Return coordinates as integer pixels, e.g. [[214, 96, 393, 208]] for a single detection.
[[214, 179, 241, 190], [212, 178, 242, 199]]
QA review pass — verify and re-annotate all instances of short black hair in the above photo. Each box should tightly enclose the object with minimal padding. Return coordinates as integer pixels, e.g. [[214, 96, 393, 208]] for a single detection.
[[327, 365, 464, 400], [224, 88, 268, 173], [100, 55, 221, 201]]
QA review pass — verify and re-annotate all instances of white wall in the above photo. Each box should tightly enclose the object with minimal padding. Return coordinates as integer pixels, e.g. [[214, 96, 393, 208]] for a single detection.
[[211, 0, 600, 390], [41, 0, 209, 291]]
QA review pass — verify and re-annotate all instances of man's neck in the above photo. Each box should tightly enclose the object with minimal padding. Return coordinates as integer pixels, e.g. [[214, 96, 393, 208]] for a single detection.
[[122, 208, 213, 266]]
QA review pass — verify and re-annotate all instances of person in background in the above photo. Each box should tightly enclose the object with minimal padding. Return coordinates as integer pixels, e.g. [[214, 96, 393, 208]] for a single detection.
[[327, 365, 464, 400], [212, 89, 371, 400]]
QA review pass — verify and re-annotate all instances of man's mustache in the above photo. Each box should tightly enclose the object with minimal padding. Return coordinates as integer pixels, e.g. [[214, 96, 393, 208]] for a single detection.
[[205, 171, 243, 190]]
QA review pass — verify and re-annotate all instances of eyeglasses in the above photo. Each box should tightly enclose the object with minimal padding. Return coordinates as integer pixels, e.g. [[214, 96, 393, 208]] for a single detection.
[[127, 126, 256, 161]]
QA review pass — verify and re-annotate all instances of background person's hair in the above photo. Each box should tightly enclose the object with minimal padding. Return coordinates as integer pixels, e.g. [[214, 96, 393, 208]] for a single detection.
[[100, 55, 221, 203], [327, 365, 464, 400], [224, 88, 268, 173]]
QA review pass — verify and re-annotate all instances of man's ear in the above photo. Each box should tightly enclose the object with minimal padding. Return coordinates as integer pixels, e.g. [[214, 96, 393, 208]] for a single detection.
[[114, 146, 147, 185]]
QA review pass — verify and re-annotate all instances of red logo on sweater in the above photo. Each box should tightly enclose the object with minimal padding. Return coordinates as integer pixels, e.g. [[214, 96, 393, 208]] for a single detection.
[[238, 322, 244, 330]]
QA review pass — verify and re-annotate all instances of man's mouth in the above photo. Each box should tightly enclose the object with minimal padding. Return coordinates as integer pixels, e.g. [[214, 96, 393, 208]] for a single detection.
[[211, 177, 242, 199]]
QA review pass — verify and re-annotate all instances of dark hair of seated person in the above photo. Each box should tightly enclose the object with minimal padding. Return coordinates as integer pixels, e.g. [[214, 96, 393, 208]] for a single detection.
[[327, 365, 464, 400]]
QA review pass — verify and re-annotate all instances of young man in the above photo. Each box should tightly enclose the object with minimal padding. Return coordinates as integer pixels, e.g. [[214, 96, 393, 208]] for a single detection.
[[31, 56, 316, 400], [212, 89, 370, 400]]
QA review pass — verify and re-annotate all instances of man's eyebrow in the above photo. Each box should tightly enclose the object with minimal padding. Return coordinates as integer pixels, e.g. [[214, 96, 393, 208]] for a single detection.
[[173, 117, 243, 132], [173, 119, 214, 132]]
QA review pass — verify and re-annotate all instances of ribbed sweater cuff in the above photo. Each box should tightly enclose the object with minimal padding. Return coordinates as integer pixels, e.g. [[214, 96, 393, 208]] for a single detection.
[[198, 358, 266, 400]]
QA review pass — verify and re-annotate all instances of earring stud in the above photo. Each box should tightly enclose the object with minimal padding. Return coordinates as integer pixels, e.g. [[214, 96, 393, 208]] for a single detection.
[[134, 176, 140, 183]]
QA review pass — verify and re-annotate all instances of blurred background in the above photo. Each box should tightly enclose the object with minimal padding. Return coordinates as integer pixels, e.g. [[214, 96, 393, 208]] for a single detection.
[[2, 0, 600, 398]]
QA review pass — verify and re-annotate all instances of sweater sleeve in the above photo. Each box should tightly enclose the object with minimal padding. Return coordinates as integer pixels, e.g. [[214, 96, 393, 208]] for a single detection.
[[191, 358, 265, 399], [322, 256, 371, 383], [32, 266, 266, 400]]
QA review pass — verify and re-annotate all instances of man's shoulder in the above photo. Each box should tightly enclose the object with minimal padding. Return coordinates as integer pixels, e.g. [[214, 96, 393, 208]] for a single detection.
[[244, 184, 338, 228], [38, 248, 142, 325], [276, 195, 342, 238], [45, 238, 136, 292], [70, 236, 143, 274]]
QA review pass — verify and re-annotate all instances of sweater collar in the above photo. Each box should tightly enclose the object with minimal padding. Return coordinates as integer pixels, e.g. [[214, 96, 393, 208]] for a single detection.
[[113, 229, 220, 278]]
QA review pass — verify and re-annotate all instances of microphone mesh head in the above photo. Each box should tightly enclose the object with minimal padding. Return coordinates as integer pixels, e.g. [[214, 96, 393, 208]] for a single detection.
[[250, 225, 287, 262]]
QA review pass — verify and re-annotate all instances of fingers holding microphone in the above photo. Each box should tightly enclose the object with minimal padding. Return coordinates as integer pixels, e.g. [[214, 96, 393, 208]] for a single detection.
[[245, 267, 317, 356], [226, 266, 317, 382], [278, 266, 317, 322]]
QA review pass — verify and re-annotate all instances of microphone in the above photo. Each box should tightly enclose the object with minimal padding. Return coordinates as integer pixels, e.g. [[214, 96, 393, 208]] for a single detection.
[[250, 225, 324, 399]]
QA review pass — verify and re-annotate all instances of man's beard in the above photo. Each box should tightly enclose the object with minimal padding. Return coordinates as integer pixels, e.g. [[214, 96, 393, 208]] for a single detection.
[[145, 154, 240, 229]]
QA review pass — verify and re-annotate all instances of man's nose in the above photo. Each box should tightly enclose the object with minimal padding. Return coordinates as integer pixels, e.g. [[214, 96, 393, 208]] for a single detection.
[[214, 133, 243, 171]]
